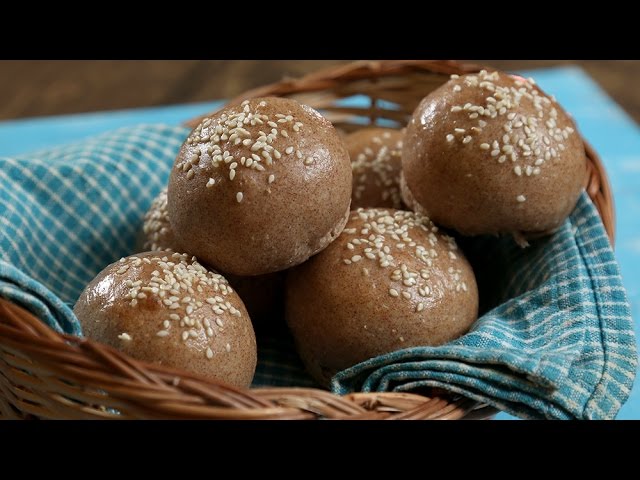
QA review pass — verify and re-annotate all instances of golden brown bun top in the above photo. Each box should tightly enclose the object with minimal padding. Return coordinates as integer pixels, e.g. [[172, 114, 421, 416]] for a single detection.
[[74, 251, 257, 388], [402, 70, 586, 236], [346, 128, 404, 209], [168, 96, 352, 275]]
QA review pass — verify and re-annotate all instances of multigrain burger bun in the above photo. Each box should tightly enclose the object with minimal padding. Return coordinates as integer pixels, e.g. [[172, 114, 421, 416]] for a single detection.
[[141, 188, 181, 252], [345, 128, 404, 209], [402, 70, 587, 239], [286, 208, 478, 386], [168, 97, 352, 276], [140, 187, 284, 324], [74, 251, 257, 388]]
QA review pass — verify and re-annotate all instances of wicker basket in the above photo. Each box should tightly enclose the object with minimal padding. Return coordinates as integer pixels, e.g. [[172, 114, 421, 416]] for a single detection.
[[0, 60, 615, 420]]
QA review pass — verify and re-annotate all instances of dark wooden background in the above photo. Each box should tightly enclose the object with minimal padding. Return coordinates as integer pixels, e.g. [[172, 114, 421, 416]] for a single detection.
[[0, 61, 638, 123]]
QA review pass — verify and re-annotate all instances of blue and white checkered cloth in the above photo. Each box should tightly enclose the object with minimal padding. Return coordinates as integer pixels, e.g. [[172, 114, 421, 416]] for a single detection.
[[0, 124, 636, 419]]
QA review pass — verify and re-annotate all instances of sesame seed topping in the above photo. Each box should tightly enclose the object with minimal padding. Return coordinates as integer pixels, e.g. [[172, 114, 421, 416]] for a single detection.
[[118, 333, 132, 341], [517, 195, 526, 202], [186, 99, 311, 202], [341, 209, 469, 312], [442, 71, 576, 202], [236, 192, 244, 203], [118, 253, 239, 356]]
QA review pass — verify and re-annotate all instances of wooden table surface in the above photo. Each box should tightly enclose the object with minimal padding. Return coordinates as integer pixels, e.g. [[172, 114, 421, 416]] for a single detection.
[[0, 60, 638, 124]]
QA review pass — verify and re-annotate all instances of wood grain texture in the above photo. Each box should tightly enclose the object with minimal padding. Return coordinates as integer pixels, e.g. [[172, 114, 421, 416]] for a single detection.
[[0, 60, 637, 123]]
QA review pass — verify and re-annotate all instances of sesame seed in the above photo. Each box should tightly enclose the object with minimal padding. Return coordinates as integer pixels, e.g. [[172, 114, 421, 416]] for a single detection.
[[268, 174, 275, 184], [389, 288, 399, 297], [462, 136, 472, 144], [206, 178, 215, 188], [236, 192, 244, 203], [206, 347, 214, 359], [416, 303, 425, 312], [517, 195, 526, 203], [514, 166, 522, 176], [118, 333, 132, 341], [157, 330, 169, 338], [229, 170, 236, 180], [226, 343, 231, 352], [446, 134, 455, 142], [480, 143, 490, 150]]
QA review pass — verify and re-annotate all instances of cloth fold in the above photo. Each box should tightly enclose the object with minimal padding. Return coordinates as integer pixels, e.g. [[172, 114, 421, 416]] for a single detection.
[[0, 124, 636, 419], [333, 197, 637, 419]]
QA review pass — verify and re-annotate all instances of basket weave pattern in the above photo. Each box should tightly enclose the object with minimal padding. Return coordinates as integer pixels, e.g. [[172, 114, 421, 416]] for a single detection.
[[0, 60, 614, 419]]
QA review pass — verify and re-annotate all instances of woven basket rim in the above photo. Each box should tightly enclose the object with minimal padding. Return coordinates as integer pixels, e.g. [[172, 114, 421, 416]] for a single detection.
[[0, 60, 615, 420]]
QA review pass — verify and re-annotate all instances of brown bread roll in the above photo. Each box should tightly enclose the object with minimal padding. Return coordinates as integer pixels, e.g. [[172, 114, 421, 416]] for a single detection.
[[402, 70, 586, 239], [345, 127, 404, 209], [167, 97, 352, 276], [286, 208, 478, 386], [74, 251, 257, 388]]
